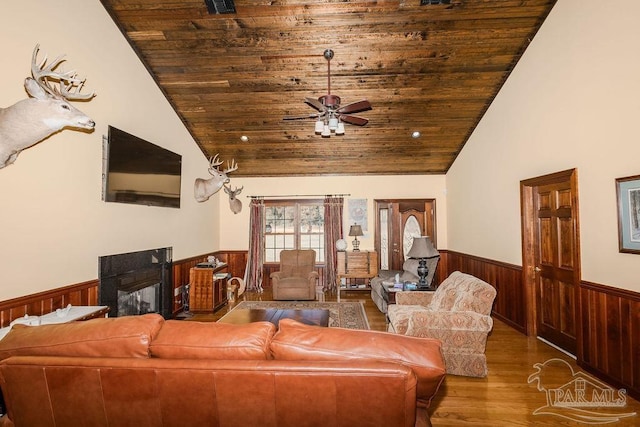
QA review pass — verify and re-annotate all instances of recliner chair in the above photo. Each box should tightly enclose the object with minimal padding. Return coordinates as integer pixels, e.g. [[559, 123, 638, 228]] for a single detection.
[[271, 249, 318, 300]]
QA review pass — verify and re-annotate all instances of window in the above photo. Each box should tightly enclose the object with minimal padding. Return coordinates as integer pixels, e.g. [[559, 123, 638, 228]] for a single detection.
[[264, 200, 325, 263]]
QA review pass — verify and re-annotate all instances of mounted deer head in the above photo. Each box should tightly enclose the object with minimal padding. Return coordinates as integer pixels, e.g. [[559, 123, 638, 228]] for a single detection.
[[194, 154, 238, 202], [223, 183, 243, 214], [0, 44, 95, 169]]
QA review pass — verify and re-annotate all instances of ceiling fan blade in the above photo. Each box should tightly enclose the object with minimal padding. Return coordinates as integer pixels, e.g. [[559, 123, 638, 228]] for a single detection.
[[337, 100, 372, 114], [340, 114, 369, 126], [304, 97, 326, 112], [283, 113, 321, 121]]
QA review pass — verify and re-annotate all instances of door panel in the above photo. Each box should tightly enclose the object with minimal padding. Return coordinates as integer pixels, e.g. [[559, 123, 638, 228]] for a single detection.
[[534, 180, 578, 354]]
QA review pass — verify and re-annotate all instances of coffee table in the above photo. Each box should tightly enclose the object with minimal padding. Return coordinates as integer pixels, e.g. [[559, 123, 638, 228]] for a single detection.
[[218, 308, 330, 327]]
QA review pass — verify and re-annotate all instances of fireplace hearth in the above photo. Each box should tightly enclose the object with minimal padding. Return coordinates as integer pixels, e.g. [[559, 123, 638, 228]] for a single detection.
[[99, 247, 172, 319]]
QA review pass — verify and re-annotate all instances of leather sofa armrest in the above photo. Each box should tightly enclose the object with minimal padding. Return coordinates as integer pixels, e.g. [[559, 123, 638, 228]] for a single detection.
[[396, 291, 435, 307], [270, 271, 283, 280]]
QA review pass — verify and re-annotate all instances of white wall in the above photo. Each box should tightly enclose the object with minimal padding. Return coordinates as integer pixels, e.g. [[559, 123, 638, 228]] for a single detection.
[[0, 0, 217, 300], [217, 175, 447, 253], [446, 0, 640, 291]]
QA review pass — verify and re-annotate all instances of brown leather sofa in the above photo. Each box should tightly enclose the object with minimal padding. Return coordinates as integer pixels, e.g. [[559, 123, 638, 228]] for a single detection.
[[0, 313, 445, 426]]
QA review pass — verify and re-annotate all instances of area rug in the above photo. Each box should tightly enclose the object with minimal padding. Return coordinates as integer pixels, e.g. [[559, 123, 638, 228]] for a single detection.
[[222, 301, 370, 330]]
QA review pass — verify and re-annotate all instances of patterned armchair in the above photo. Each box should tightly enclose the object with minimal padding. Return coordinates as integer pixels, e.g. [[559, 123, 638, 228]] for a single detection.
[[271, 250, 318, 300], [386, 271, 497, 377]]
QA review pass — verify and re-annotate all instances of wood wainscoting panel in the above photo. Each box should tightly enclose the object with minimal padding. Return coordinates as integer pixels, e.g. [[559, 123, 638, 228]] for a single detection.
[[579, 281, 640, 400], [441, 251, 526, 333], [0, 280, 99, 328]]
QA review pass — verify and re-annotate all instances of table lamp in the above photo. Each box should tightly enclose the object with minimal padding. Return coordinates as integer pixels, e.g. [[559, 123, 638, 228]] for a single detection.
[[348, 224, 364, 252], [406, 236, 439, 290]]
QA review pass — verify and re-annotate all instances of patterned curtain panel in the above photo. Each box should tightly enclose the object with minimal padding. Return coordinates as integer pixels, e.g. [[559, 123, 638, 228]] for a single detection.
[[246, 198, 265, 292], [323, 196, 344, 292]]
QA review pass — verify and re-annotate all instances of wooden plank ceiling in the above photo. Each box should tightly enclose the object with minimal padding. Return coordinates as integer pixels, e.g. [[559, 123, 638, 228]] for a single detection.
[[99, 0, 557, 177]]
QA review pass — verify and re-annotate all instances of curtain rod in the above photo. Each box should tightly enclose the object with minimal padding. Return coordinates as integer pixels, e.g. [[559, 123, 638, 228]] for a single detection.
[[247, 193, 350, 199]]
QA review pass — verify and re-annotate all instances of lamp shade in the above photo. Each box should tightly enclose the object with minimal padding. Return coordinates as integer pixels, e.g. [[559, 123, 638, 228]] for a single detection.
[[348, 224, 364, 237], [407, 236, 439, 258]]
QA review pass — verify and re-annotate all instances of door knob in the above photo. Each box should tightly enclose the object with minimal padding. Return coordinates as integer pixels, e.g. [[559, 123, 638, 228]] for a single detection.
[[534, 266, 541, 272]]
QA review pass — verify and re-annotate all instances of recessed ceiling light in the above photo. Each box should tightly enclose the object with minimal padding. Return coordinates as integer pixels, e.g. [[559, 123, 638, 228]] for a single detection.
[[411, 131, 421, 139], [240, 135, 249, 142]]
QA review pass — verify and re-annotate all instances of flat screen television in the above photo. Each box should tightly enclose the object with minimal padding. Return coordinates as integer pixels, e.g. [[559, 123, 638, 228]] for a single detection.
[[103, 126, 182, 208]]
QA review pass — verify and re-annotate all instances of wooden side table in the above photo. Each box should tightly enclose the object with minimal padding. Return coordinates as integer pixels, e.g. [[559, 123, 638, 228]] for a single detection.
[[337, 251, 378, 301]]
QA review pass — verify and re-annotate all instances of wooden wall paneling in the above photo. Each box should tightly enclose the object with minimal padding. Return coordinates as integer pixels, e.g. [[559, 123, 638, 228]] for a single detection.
[[578, 281, 640, 400], [214, 250, 248, 279], [441, 251, 527, 333], [0, 280, 99, 328]]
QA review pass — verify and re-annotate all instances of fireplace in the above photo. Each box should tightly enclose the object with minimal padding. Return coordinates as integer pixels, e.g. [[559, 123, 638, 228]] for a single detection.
[[99, 247, 172, 319]]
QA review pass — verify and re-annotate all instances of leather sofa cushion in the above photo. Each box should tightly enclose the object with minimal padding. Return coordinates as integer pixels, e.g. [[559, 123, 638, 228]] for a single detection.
[[0, 313, 163, 360], [150, 320, 276, 360], [270, 318, 446, 407]]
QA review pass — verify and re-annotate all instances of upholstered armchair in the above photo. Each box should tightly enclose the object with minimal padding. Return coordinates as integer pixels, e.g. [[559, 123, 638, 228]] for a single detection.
[[271, 250, 318, 300], [387, 271, 497, 377]]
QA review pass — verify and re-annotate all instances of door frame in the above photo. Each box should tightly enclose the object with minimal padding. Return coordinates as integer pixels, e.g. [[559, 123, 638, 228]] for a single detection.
[[520, 168, 582, 344]]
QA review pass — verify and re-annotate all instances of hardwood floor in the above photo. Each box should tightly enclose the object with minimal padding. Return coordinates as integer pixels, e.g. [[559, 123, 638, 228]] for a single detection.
[[191, 288, 640, 426]]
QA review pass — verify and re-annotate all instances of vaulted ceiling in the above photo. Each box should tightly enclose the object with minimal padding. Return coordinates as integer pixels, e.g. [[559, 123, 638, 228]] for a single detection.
[[99, 0, 556, 177]]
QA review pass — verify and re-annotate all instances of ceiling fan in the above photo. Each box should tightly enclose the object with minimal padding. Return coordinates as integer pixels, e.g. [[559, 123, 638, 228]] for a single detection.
[[284, 49, 372, 136]]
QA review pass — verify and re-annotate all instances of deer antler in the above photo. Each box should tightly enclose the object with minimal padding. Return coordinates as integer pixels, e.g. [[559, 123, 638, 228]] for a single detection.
[[223, 159, 238, 174], [30, 44, 95, 100], [207, 154, 224, 174]]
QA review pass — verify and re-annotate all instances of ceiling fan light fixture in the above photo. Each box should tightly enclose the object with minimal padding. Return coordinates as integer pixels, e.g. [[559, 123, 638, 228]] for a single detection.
[[283, 49, 371, 138]]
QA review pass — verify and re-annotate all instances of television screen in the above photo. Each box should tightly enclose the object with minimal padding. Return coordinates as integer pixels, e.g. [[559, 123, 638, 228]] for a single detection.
[[103, 126, 182, 208]]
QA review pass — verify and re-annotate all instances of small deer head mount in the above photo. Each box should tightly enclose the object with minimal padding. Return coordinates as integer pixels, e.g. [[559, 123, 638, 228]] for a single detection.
[[193, 154, 238, 202], [0, 44, 95, 169], [223, 184, 243, 214]]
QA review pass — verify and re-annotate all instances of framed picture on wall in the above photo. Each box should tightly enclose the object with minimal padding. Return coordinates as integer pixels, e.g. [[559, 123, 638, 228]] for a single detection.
[[616, 175, 640, 254], [347, 198, 368, 232]]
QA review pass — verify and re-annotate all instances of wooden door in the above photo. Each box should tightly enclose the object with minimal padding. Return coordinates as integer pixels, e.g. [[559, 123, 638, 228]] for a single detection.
[[375, 199, 436, 271], [521, 169, 581, 355]]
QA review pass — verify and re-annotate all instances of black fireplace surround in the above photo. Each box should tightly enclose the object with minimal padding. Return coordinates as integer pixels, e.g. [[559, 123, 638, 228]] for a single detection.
[[99, 247, 172, 319]]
